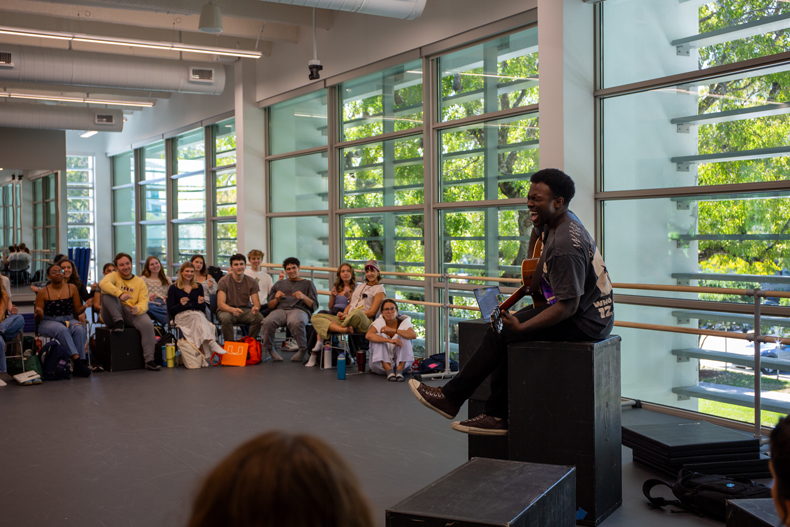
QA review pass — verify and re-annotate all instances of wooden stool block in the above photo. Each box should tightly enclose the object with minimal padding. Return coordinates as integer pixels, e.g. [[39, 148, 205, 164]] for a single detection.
[[727, 499, 780, 527], [95, 327, 143, 372]]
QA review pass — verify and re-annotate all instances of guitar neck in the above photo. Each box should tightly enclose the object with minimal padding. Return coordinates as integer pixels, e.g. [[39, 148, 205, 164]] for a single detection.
[[500, 285, 529, 311]]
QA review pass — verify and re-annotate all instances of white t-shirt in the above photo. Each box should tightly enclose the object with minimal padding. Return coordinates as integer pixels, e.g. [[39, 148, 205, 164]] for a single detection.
[[348, 282, 386, 314], [244, 268, 274, 305], [371, 314, 412, 334]]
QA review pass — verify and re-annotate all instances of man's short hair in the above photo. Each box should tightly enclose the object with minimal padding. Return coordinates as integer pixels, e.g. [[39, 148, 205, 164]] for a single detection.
[[113, 252, 132, 266], [248, 249, 264, 260], [530, 168, 576, 206], [229, 253, 247, 265], [772, 416, 790, 517], [283, 257, 300, 269]]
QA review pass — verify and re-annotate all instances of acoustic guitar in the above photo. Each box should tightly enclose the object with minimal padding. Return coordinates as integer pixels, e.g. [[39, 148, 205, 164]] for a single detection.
[[490, 239, 546, 333]]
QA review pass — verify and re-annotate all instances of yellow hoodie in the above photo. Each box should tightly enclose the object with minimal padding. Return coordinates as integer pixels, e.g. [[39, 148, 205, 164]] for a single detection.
[[99, 271, 149, 315]]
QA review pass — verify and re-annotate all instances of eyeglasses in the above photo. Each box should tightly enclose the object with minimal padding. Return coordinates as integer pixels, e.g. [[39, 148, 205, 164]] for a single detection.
[[51, 270, 65, 274], [382, 307, 397, 312]]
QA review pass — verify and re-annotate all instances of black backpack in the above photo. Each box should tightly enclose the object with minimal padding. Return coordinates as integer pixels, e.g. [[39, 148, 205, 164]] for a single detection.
[[418, 353, 459, 374], [643, 469, 771, 521], [38, 340, 72, 381], [207, 266, 224, 283]]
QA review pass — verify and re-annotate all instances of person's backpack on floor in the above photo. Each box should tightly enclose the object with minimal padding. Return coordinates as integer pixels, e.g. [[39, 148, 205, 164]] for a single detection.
[[38, 340, 72, 381], [241, 336, 262, 365], [643, 469, 771, 521]]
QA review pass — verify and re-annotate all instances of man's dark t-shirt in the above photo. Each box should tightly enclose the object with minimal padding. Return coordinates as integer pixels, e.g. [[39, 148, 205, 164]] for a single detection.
[[533, 210, 614, 339]]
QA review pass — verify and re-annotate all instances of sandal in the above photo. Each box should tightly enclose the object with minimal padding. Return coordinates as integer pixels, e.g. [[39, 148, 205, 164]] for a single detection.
[[387, 371, 397, 382]]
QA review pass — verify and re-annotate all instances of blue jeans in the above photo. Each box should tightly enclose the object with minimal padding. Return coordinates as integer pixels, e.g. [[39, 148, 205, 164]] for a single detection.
[[0, 314, 25, 373], [38, 315, 87, 360], [147, 301, 168, 326]]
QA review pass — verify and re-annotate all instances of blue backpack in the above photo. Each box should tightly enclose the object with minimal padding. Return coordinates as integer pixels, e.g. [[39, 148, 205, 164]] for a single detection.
[[38, 340, 72, 381]]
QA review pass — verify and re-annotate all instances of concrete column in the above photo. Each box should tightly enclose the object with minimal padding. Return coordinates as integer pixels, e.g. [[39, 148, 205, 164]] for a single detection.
[[234, 59, 267, 256]]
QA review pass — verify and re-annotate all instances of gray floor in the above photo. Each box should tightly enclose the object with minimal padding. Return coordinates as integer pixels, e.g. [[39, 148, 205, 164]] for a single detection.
[[0, 353, 763, 527]]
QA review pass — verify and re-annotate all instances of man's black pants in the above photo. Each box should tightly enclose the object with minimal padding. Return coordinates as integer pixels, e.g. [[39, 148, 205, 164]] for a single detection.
[[441, 306, 592, 419]]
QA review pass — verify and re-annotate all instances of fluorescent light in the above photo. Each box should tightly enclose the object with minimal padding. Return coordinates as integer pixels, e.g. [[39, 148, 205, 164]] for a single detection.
[[80, 131, 98, 138], [2, 92, 154, 107], [0, 25, 261, 59]]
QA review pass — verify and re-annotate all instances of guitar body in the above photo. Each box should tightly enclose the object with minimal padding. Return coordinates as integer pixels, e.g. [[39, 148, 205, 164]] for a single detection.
[[490, 243, 547, 333]]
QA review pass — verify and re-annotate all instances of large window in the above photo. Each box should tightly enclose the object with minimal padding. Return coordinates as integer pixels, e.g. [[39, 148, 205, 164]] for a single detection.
[[211, 118, 237, 267], [32, 173, 57, 268], [111, 151, 136, 271], [0, 182, 20, 248], [140, 141, 167, 268], [66, 155, 97, 281], [172, 129, 206, 270]]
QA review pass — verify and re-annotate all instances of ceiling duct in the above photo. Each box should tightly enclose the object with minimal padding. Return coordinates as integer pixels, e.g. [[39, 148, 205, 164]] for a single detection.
[[258, 0, 426, 20], [0, 102, 123, 132], [0, 45, 226, 95]]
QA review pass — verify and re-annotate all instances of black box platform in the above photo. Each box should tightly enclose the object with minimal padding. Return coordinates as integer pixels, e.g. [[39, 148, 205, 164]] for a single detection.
[[386, 457, 576, 527], [94, 327, 144, 372], [727, 499, 780, 527]]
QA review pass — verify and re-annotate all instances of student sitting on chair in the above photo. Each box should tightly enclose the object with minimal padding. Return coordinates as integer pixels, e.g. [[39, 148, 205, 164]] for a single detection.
[[140, 256, 171, 326], [244, 249, 273, 318], [365, 299, 415, 382], [35, 263, 91, 377], [168, 262, 226, 360], [191, 254, 217, 297], [100, 252, 160, 371], [216, 253, 263, 345], [306, 259, 385, 368], [262, 257, 318, 363]]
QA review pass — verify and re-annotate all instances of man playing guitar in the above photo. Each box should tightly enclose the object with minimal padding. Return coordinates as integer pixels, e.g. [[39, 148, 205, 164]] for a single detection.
[[409, 169, 614, 436]]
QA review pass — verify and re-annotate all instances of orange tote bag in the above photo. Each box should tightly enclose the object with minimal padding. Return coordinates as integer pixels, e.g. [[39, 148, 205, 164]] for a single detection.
[[221, 341, 249, 367]]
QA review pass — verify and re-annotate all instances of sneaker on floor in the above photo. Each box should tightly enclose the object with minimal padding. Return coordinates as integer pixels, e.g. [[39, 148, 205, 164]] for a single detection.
[[73, 358, 92, 378], [145, 360, 161, 371], [91, 363, 104, 373], [407, 379, 460, 419], [282, 338, 299, 351], [395, 370, 405, 382], [450, 414, 508, 436], [269, 349, 284, 362], [387, 371, 397, 382], [305, 354, 317, 367]]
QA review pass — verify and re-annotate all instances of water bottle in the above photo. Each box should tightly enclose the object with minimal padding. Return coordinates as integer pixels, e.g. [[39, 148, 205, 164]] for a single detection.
[[337, 353, 346, 380], [166, 343, 176, 368]]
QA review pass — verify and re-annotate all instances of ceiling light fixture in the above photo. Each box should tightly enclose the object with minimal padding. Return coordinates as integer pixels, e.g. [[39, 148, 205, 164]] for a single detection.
[[199, 1, 224, 34], [80, 131, 98, 138], [0, 25, 260, 59], [0, 92, 154, 107]]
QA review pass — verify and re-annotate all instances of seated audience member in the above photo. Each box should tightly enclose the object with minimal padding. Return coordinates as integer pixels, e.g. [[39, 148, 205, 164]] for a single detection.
[[329, 263, 355, 316], [0, 287, 25, 386], [186, 431, 375, 527], [34, 263, 91, 377], [217, 253, 263, 345], [2, 245, 13, 272], [141, 256, 171, 326], [168, 262, 226, 359], [100, 252, 160, 371], [306, 259, 385, 367], [91, 263, 117, 319], [262, 257, 318, 363], [31, 259, 94, 310], [16, 244, 31, 266], [0, 271, 11, 301], [192, 254, 217, 296], [772, 416, 790, 525], [365, 299, 416, 381], [244, 249, 273, 317]]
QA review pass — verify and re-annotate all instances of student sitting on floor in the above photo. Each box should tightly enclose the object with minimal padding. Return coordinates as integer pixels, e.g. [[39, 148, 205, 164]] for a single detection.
[[140, 256, 171, 326], [306, 259, 385, 367], [365, 299, 415, 382], [186, 431, 374, 527], [771, 415, 790, 525], [34, 263, 91, 377]]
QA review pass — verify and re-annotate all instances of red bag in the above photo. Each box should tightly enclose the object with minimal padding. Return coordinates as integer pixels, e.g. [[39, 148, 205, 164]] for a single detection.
[[242, 336, 262, 365]]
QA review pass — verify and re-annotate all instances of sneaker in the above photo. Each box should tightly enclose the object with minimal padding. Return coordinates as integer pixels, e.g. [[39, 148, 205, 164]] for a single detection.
[[450, 414, 508, 436], [112, 320, 125, 333], [91, 364, 104, 373], [408, 379, 460, 419], [395, 370, 405, 382], [145, 360, 161, 371], [305, 354, 317, 367], [73, 358, 92, 378], [387, 371, 396, 382], [282, 338, 299, 351]]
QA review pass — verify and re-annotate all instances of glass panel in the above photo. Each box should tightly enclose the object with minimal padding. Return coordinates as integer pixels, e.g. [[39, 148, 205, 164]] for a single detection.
[[141, 224, 167, 264], [214, 221, 237, 267], [66, 155, 91, 184], [33, 179, 42, 202], [143, 141, 166, 181], [68, 225, 93, 245], [33, 203, 42, 228], [340, 135, 424, 208], [112, 187, 135, 223], [214, 168, 237, 217], [440, 206, 531, 281], [34, 229, 42, 250], [269, 90, 328, 155], [269, 152, 328, 212], [46, 175, 55, 201], [113, 224, 136, 263], [340, 59, 423, 141], [439, 113, 539, 202], [142, 181, 167, 221], [173, 174, 205, 220], [602, 66, 790, 192], [601, 0, 790, 89], [174, 223, 206, 266], [439, 27, 539, 122], [46, 201, 56, 227], [342, 212, 424, 275], [214, 118, 236, 167], [270, 216, 329, 268], [175, 128, 205, 175], [113, 151, 135, 186]]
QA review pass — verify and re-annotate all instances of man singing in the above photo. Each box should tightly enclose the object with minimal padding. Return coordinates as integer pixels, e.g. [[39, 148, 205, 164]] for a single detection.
[[409, 168, 614, 435]]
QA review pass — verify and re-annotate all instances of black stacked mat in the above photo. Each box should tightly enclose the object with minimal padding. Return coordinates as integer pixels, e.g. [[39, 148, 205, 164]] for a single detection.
[[623, 420, 769, 479]]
